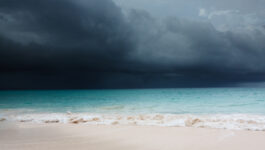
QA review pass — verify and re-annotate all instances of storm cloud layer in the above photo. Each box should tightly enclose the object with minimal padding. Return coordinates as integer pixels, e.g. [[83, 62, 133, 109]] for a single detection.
[[0, 0, 265, 89]]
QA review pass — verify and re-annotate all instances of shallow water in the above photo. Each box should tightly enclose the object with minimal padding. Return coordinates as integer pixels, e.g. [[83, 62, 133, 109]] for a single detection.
[[1, 88, 265, 114], [1, 88, 265, 130]]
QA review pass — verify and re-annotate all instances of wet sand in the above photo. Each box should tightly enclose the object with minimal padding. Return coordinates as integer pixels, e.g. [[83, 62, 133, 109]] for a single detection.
[[0, 122, 265, 150]]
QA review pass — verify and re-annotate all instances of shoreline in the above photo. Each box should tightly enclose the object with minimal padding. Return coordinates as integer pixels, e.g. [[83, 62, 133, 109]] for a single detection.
[[1, 122, 265, 150], [1, 112, 265, 131]]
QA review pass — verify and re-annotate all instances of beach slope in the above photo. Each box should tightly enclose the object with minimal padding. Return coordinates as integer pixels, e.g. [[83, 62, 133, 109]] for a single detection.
[[1, 123, 265, 150]]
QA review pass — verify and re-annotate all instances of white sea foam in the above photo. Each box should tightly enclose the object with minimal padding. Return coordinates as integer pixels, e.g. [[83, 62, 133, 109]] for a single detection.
[[1, 112, 265, 131]]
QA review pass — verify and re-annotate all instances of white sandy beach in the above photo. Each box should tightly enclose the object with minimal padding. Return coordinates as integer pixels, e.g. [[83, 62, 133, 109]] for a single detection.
[[1, 122, 265, 150]]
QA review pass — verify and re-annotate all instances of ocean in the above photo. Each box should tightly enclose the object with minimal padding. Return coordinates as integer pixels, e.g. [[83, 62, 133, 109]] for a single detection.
[[1, 88, 265, 130]]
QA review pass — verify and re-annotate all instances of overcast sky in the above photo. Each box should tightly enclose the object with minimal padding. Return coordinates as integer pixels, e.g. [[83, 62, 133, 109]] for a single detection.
[[0, 0, 265, 89]]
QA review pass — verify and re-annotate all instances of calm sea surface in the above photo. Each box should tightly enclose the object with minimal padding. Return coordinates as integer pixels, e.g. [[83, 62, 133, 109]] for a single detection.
[[0, 88, 265, 115]]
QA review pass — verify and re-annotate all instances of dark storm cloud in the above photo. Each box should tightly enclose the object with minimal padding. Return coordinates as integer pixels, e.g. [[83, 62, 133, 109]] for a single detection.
[[0, 0, 134, 71], [0, 0, 265, 89], [127, 9, 265, 73]]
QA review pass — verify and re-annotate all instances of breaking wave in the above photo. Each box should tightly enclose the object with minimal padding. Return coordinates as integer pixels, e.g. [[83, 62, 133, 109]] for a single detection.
[[1, 112, 265, 131]]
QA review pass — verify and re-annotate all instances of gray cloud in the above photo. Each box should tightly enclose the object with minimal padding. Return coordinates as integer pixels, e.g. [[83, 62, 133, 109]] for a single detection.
[[127, 9, 265, 73], [0, 0, 265, 89]]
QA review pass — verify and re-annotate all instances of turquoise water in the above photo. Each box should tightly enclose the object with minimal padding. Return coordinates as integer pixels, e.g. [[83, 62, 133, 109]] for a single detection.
[[1, 88, 265, 115]]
